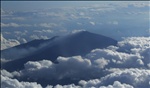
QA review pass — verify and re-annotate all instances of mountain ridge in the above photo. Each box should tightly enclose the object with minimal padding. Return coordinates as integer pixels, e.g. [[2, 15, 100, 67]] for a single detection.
[[1, 31, 117, 71]]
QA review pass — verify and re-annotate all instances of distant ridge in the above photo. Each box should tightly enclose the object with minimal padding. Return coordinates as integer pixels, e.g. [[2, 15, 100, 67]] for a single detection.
[[1, 31, 117, 71]]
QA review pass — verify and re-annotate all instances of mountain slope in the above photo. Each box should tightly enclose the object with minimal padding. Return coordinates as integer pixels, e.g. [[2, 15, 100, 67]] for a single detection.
[[1, 31, 117, 71]]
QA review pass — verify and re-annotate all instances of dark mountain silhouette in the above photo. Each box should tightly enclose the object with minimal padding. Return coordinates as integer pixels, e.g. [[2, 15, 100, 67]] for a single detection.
[[1, 31, 117, 71]]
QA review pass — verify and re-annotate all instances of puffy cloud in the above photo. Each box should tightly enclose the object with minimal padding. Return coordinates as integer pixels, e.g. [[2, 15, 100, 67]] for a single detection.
[[2, 37, 149, 87], [94, 58, 109, 69], [46, 84, 81, 88], [117, 37, 150, 67], [1, 70, 20, 79], [99, 81, 134, 88], [1, 35, 149, 88], [79, 68, 150, 88], [1, 68, 149, 88], [1, 75, 42, 88], [1, 70, 14, 78], [101, 68, 150, 88], [86, 48, 144, 68], [20, 56, 103, 80], [1, 69, 81, 88], [118, 37, 150, 51]]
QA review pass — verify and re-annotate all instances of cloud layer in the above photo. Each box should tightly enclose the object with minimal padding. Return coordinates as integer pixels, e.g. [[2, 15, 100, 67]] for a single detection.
[[1, 37, 150, 88], [1, 1, 149, 51]]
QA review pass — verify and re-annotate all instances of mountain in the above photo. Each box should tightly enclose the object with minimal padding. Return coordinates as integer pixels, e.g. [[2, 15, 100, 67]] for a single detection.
[[1, 31, 117, 71]]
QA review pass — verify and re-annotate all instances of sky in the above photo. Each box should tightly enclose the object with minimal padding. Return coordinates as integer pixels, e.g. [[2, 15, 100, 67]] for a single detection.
[[1, 1, 108, 11], [2, 1, 148, 11]]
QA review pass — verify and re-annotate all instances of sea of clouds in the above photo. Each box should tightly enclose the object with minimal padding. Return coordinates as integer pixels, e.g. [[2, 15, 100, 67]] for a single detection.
[[1, 1, 149, 51], [1, 37, 150, 88]]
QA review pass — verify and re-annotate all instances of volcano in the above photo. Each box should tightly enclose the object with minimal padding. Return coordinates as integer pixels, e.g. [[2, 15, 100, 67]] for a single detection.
[[1, 31, 117, 71]]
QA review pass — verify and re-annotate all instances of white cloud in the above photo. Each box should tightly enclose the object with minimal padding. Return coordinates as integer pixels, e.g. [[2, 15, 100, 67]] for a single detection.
[[89, 22, 95, 25], [101, 68, 150, 88], [99, 81, 134, 88], [2, 17, 25, 20], [20, 56, 96, 80], [94, 58, 109, 69], [79, 68, 150, 88], [30, 34, 49, 40], [1, 70, 14, 78], [1, 34, 20, 50], [71, 30, 86, 34], [34, 29, 53, 33], [46, 84, 81, 88], [117, 37, 150, 67], [1, 75, 42, 88], [86, 48, 144, 68], [1, 23, 31, 28], [39, 23, 57, 28]]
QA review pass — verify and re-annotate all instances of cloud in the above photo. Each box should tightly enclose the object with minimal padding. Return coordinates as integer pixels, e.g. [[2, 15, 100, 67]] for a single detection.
[[1, 69, 81, 88], [39, 23, 58, 28], [1, 30, 150, 88], [1, 34, 20, 50], [79, 81, 134, 88], [117, 37, 150, 68], [1, 23, 31, 28], [86, 48, 144, 68], [20, 56, 103, 80], [99, 81, 134, 88], [1, 70, 14, 78], [89, 22, 95, 25], [71, 30, 86, 34], [2, 17, 25, 20], [1, 38, 53, 60], [2, 68, 149, 88], [46, 84, 81, 88], [33, 29, 53, 33], [1, 75, 42, 88], [79, 68, 150, 88], [1, 36, 149, 87], [129, 2, 150, 8], [94, 58, 109, 69], [30, 34, 48, 40]]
